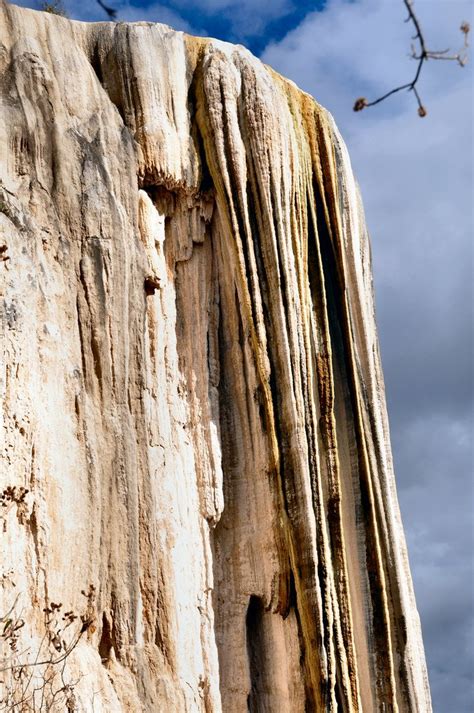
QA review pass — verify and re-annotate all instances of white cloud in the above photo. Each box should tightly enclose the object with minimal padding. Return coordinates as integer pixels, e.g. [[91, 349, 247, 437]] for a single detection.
[[171, 0, 294, 36], [117, 1, 194, 31]]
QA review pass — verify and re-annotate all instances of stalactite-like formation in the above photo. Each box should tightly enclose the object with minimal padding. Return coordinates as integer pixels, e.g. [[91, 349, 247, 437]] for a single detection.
[[0, 3, 431, 710]]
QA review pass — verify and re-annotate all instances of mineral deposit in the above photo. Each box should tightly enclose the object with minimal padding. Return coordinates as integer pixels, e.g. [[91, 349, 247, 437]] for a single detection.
[[0, 4, 431, 710]]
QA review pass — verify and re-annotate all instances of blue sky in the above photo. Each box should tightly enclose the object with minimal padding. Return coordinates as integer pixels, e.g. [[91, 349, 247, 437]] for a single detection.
[[130, 0, 327, 53], [16, 0, 474, 709], [19, 0, 328, 51]]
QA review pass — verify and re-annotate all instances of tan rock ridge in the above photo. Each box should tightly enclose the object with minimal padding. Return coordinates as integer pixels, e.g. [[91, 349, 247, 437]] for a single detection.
[[0, 3, 431, 711]]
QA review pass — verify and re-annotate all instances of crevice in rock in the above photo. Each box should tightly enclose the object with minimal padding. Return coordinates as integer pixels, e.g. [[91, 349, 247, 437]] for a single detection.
[[246, 595, 265, 712], [79, 261, 102, 390], [335, 675, 345, 712], [288, 569, 318, 713], [188, 70, 214, 195], [141, 185, 177, 218], [144, 276, 159, 296], [87, 42, 126, 123], [75, 294, 87, 385], [99, 611, 116, 664], [89, 43, 104, 88]]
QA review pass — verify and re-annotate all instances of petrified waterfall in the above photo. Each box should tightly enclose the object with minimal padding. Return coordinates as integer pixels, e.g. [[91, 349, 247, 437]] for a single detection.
[[0, 3, 431, 711]]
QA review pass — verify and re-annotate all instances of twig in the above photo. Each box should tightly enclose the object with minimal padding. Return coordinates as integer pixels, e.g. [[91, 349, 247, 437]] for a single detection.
[[353, 0, 470, 116], [0, 627, 86, 674], [96, 0, 117, 20]]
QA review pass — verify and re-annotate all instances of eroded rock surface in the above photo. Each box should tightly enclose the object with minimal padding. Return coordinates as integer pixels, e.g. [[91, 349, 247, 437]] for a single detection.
[[0, 3, 431, 711]]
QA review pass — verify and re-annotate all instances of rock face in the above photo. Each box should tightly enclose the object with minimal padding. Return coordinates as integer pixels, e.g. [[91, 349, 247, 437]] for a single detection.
[[0, 4, 431, 711]]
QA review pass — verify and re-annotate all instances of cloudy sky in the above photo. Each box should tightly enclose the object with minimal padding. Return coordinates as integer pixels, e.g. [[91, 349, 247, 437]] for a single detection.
[[17, 0, 473, 708]]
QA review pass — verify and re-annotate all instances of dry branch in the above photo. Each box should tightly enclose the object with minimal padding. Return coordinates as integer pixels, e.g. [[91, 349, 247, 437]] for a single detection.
[[354, 0, 470, 116]]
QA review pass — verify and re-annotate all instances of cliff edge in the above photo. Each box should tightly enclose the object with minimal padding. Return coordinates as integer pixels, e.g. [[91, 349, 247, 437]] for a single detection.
[[0, 3, 431, 711]]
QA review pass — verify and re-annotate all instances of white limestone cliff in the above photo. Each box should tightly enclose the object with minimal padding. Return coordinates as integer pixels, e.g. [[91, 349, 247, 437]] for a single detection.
[[0, 3, 431, 710]]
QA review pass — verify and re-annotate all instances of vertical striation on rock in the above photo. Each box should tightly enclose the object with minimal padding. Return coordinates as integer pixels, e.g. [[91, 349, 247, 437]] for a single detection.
[[0, 3, 431, 711]]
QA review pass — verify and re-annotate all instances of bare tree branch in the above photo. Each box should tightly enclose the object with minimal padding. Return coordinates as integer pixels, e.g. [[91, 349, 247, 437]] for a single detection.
[[96, 0, 117, 20], [354, 0, 470, 116], [1, 584, 96, 711]]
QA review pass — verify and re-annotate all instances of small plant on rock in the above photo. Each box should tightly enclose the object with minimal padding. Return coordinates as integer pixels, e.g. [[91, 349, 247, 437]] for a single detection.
[[0, 584, 96, 711], [38, 0, 67, 17]]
